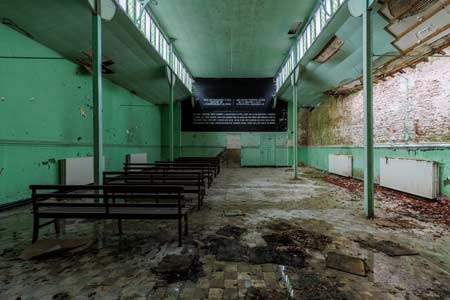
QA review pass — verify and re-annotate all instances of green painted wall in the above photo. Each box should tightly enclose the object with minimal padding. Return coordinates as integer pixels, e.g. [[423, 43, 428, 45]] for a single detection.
[[298, 146, 450, 198], [181, 132, 291, 166], [0, 25, 161, 205]]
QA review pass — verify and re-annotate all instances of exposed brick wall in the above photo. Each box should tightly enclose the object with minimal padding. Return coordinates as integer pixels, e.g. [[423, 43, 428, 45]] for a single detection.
[[300, 53, 450, 146]]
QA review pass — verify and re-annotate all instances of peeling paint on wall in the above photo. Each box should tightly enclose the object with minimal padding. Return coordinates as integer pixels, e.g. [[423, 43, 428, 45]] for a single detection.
[[300, 54, 450, 146], [79, 107, 87, 118], [298, 53, 450, 197]]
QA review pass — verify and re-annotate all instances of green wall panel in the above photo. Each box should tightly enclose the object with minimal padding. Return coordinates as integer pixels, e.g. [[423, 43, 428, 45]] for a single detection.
[[181, 132, 290, 166], [299, 146, 450, 198], [0, 25, 161, 205]]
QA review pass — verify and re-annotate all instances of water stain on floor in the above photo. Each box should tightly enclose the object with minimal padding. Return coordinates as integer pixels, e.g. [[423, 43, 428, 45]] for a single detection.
[[0, 166, 449, 299]]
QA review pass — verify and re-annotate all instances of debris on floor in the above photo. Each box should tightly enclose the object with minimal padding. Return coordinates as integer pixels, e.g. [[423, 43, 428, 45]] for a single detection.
[[325, 252, 367, 277], [224, 209, 243, 217], [1, 167, 449, 300], [292, 270, 348, 300], [19, 238, 94, 260], [152, 254, 203, 283], [215, 237, 247, 262], [51, 292, 72, 300], [216, 225, 247, 238], [263, 229, 331, 251], [264, 220, 331, 251], [374, 217, 423, 229], [244, 287, 288, 299], [357, 239, 419, 257], [202, 233, 307, 268], [324, 174, 450, 226], [248, 245, 306, 268]]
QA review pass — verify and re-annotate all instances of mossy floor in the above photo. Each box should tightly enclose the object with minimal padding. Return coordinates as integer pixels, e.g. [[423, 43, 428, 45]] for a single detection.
[[0, 166, 449, 299]]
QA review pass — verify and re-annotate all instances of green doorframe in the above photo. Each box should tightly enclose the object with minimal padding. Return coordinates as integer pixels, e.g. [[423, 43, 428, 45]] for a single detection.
[[92, 0, 103, 185], [363, 1, 374, 218]]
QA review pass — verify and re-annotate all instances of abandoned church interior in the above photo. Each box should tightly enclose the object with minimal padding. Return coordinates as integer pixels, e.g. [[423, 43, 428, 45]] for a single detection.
[[1, 0, 450, 299]]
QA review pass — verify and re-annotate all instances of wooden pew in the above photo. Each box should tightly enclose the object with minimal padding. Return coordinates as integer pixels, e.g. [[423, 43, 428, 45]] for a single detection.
[[103, 171, 206, 209], [30, 185, 189, 246], [175, 156, 221, 175], [124, 163, 213, 187], [155, 161, 216, 179]]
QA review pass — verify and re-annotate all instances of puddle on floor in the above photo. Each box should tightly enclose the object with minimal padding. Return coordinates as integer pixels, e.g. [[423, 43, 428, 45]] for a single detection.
[[0, 166, 449, 299]]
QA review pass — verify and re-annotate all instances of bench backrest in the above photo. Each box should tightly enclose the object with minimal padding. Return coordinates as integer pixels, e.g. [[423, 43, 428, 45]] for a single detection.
[[30, 185, 184, 213], [103, 172, 204, 187], [123, 164, 212, 176]]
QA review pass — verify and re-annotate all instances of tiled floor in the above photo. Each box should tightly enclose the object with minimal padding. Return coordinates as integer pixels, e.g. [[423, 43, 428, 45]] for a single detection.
[[0, 166, 449, 299]]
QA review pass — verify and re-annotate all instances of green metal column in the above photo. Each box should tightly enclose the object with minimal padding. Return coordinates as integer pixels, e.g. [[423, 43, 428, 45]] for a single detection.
[[92, 0, 103, 184], [168, 43, 175, 161], [291, 71, 299, 179], [363, 1, 374, 218], [169, 75, 174, 161]]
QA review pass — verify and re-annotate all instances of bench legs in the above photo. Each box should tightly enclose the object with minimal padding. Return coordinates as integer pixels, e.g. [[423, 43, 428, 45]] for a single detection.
[[117, 219, 123, 235], [54, 218, 61, 236], [32, 215, 39, 243], [178, 216, 182, 247]]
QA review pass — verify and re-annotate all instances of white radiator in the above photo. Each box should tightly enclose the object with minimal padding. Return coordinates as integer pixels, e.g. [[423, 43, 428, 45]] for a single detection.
[[60, 156, 97, 185], [328, 154, 352, 177], [126, 153, 148, 164], [380, 157, 439, 199]]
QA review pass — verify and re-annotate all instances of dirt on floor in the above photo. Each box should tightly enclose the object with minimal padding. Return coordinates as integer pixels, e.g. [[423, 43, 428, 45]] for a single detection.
[[0, 166, 449, 300]]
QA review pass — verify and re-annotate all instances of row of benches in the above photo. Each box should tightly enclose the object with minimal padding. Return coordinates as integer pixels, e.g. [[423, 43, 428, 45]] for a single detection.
[[30, 156, 221, 246]]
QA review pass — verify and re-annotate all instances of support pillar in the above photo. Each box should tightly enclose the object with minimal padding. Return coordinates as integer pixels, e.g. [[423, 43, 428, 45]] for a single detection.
[[167, 67, 176, 161], [363, 1, 374, 218], [291, 71, 299, 179], [92, 0, 103, 185]]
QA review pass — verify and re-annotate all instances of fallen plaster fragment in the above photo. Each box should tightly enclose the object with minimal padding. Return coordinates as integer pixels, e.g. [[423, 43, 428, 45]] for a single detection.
[[326, 252, 367, 277], [224, 210, 243, 217], [19, 238, 94, 260], [357, 239, 419, 257]]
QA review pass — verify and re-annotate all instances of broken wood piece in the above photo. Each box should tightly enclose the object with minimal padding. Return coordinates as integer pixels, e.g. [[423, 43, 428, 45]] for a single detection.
[[326, 252, 367, 277], [19, 238, 94, 260]]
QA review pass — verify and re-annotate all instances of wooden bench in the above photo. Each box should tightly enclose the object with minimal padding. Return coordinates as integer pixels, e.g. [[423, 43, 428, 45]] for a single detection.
[[175, 156, 221, 175], [155, 161, 216, 179], [30, 185, 189, 246], [103, 171, 206, 209], [124, 163, 213, 187]]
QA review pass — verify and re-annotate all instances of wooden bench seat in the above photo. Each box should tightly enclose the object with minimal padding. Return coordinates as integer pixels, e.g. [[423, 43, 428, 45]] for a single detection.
[[175, 156, 221, 175], [30, 185, 189, 246], [103, 171, 206, 209], [123, 163, 213, 187]]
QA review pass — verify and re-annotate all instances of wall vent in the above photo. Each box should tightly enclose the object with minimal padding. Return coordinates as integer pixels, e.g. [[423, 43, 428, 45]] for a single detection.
[[328, 154, 353, 177], [380, 157, 439, 199]]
